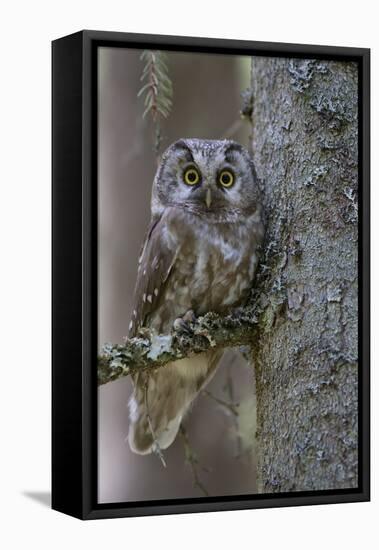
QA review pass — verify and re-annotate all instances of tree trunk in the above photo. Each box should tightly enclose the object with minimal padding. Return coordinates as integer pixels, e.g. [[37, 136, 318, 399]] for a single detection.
[[250, 57, 359, 492]]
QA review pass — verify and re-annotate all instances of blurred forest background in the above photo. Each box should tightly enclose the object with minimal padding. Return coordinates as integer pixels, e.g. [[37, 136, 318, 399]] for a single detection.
[[98, 47, 257, 503]]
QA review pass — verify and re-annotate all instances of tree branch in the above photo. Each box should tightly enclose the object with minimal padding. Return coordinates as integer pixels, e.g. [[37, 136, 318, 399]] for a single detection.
[[98, 307, 259, 386], [201, 389, 239, 417]]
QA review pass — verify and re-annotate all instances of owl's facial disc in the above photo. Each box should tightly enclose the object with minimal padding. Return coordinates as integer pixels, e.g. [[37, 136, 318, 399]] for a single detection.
[[179, 159, 237, 209], [152, 139, 259, 219], [179, 162, 240, 212]]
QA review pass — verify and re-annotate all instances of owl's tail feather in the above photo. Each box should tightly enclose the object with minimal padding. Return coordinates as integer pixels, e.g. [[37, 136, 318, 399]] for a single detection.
[[128, 402, 183, 456], [128, 353, 221, 455]]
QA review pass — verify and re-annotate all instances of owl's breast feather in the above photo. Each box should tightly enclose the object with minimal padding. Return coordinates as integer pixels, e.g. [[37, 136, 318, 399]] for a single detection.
[[155, 209, 261, 322]]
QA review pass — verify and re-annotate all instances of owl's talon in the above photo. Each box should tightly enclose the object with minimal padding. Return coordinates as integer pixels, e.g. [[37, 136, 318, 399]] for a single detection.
[[173, 318, 192, 334], [183, 309, 196, 323], [173, 310, 196, 334]]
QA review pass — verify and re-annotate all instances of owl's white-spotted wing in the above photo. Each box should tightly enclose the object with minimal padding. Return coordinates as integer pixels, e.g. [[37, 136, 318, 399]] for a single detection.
[[128, 214, 176, 338]]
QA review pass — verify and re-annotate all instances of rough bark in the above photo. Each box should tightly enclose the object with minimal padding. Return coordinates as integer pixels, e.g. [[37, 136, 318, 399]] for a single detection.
[[250, 57, 359, 492]]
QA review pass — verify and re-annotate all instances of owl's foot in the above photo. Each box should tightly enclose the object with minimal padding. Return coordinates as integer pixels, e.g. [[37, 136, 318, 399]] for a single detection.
[[173, 309, 196, 334]]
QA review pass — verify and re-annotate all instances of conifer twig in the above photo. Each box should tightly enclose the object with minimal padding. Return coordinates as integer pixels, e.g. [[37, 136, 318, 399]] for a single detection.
[[179, 425, 209, 497], [138, 50, 173, 158]]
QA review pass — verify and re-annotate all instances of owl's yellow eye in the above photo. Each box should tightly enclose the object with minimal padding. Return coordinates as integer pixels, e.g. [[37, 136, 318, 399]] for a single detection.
[[183, 167, 200, 186], [218, 170, 235, 188]]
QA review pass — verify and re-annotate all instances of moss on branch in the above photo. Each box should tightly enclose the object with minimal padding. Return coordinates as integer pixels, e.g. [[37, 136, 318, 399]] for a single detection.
[[97, 307, 259, 386]]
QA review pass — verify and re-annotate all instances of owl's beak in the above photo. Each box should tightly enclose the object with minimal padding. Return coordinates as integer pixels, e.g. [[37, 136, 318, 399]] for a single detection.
[[205, 187, 212, 209]]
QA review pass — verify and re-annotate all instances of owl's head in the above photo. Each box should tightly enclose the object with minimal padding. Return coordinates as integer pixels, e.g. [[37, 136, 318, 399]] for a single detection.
[[151, 139, 260, 222]]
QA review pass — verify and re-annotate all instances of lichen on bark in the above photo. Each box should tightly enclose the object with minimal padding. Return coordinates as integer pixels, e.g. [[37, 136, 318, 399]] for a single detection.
[[250, 57, 359, 492], [98, 307, 259, 385]]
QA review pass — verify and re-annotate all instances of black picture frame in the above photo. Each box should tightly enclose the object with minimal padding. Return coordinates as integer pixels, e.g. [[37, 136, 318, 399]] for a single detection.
[[52, 30, 370, 520]]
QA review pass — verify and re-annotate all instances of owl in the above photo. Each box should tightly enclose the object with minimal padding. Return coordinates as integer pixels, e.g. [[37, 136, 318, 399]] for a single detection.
[[128, 138, 264, 455]]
